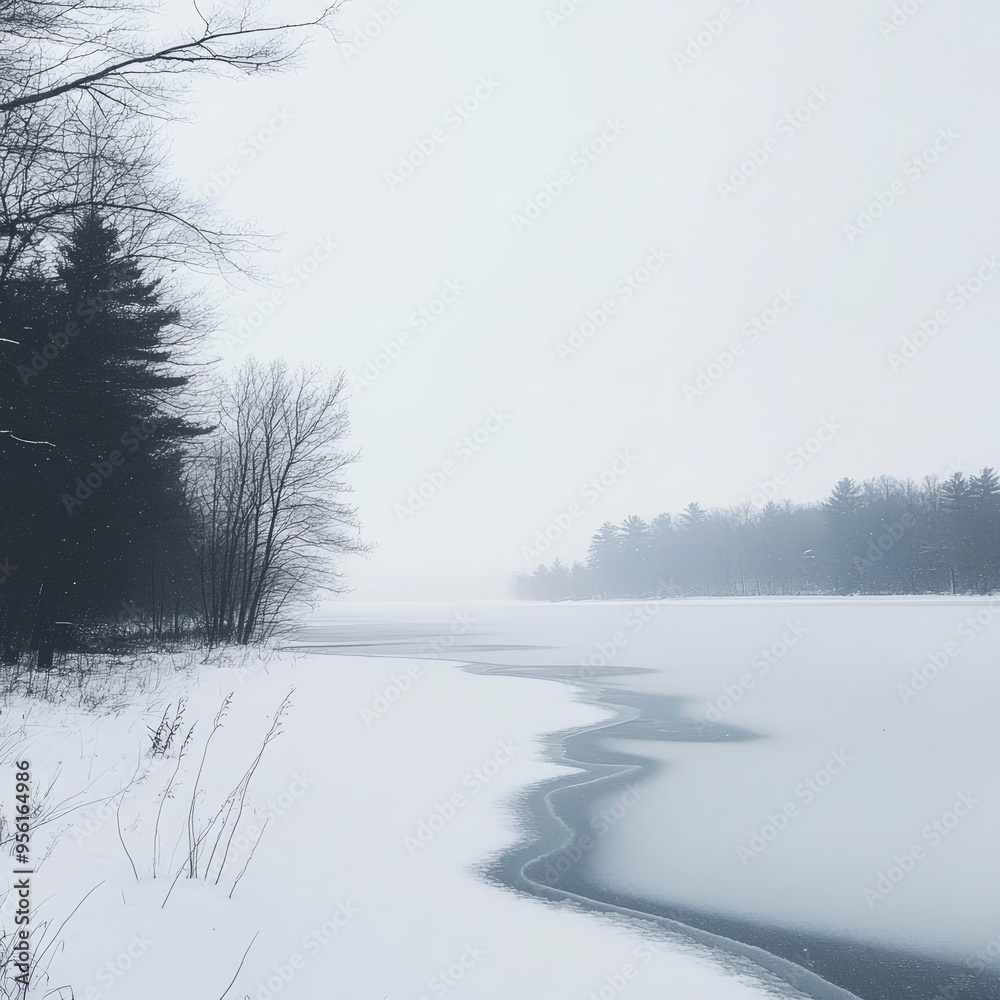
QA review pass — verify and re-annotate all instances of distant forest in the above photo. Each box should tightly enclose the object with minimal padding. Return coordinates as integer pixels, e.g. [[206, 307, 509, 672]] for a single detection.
[[512, 470, 1000, 600]]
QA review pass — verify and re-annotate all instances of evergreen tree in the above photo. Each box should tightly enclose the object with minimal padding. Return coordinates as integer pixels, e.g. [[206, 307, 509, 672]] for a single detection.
[[675, 502, 709, 592], [1, 212, 203, 656], [548, 558, 572, 600], [619, 515, 652, 595], [587, 523, 623, 596], [569, 561, 592, 600], [511, 467, 1000, 601], [823, 478, 863, 594], [678, 501, 706, 528], [648, 513, 675, 589], [968, 468, 1000, 591], [824, 477, 863, 514], [940, 473, 971, 593], [0, 265, 61, 658], [969, 467, 1000, 498]]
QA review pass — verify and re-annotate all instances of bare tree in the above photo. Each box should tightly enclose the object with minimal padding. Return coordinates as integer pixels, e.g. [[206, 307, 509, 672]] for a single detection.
[[1, 0, 336, 450], [0, 0, 341, 279], [0, 102, 262, 281], [193, 359, 365, 645], [1, 0, 339, 113]]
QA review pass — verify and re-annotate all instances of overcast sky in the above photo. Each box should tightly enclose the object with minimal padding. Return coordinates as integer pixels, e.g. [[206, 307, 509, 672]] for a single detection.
[[167, 0, 1000, 600]]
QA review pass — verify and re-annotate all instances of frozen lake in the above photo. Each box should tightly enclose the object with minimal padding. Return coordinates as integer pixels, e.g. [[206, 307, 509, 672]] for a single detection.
[[294, 598, 1000, 1000]]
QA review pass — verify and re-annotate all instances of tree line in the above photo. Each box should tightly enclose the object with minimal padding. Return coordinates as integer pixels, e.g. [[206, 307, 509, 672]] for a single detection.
[[1, 0, 361, 664], [513, 470, 1000, 600]]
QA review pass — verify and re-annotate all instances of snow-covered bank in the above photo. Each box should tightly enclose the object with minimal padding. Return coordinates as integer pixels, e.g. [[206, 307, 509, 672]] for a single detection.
[[293, 598, 1000, 999], [5, 643, 794, 999]]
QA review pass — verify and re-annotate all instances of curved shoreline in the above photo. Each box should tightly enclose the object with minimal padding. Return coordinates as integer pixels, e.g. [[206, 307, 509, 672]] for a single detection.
[[293, 625, 1000, 1000], [459, 659, 1000, 1000]]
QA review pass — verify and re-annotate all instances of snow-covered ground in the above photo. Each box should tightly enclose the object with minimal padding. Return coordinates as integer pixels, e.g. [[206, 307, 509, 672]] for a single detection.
[[292, 597, 1000, 997], [4, 632, 796, 1000]]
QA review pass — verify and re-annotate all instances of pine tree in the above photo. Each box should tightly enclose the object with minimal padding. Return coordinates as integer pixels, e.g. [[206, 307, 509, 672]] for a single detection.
[[0, 265, 62, 659], [2, 212, 204, 656], [648, 513, 675, 589], [619, 515, 652, 595], [824, 477, 862, 515], [940, 472, 968, 507], [678, 501, 706, 528], [968, 468, 1000, 591], [940, 473, 971, 593], [509, 467, 1000, 600], [673, 503, 710, 592], [968, 467, 1000, 500], [569, 561, 592, 599], [587, 523, 623, 597], [822, 479, 864, 593], [548, 558, 572, 600]]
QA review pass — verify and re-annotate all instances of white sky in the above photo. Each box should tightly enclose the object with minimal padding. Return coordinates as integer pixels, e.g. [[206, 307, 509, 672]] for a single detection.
[[167, 0, 1000, 599]]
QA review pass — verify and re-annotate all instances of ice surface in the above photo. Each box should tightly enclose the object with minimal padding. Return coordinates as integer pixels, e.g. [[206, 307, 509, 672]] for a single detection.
[[299, 597, 1000, 996]]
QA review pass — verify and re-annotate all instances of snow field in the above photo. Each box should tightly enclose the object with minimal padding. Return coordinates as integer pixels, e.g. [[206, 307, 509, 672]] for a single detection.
[[0, 643, 792, 999]]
